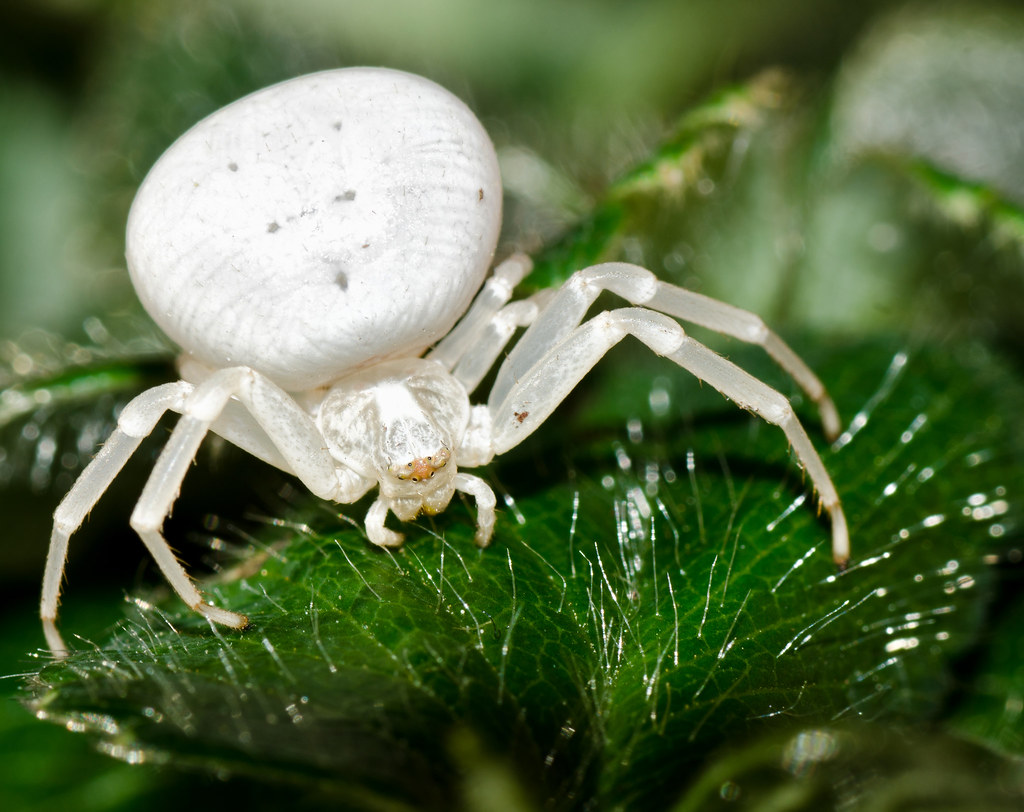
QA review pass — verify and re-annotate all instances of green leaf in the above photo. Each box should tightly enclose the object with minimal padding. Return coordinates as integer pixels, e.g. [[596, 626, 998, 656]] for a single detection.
[[21, 337, 1024, 810], [524, 70, 798, 293], [0, 317, 173, 491], [668, 722, 1024, 811], [948, 577, 1024, 758], [6, 4, 1024, 811], [821, 2, 1024, 350], [831, 3, 1024, 207]]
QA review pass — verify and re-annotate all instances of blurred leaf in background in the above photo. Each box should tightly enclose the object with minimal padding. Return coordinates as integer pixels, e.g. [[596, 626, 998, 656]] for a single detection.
[[3, 0, 1024, 810]]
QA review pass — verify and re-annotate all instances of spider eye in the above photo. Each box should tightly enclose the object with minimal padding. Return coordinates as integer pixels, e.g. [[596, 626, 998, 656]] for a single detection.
[[411, 476, 419, 482]]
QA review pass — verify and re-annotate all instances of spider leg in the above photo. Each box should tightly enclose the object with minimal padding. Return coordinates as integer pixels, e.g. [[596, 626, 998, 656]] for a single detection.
[[451, 294, 550, 394], [203, 398, 294, 472], [127, 366, 370, 624], [42, 382, 192, 656], [427, 253, 532, 370], [178, 357, 367, 494], [195, 367, 373, 503], [490, 263, 840, 441], [644, 270, 840, 440], [488, 307, 849, 566], [44, 367, 371, 657]]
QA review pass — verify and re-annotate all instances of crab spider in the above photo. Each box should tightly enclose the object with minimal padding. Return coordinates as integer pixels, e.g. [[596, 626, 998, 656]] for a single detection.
[[41, 68, 848, 656]]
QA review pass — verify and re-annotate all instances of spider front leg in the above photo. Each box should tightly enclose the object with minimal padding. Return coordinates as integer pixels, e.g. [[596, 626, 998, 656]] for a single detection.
[[43, 366, 367, 657], [488, 307, 850, 566], [127, 367, 364, 624], [42, 382, 192, 655]]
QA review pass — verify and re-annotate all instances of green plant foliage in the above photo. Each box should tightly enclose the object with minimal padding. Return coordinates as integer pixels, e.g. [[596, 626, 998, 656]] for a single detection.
[[525, 70, 796, 293], [948, 577, 1024, 759], [7, 4, 1024, 810], [21, 336, 1024, 810], [669, 722, 1024, 811]]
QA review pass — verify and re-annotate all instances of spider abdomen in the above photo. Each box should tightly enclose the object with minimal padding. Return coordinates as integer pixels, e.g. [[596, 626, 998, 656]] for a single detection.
[[126, 68, 502, 392]]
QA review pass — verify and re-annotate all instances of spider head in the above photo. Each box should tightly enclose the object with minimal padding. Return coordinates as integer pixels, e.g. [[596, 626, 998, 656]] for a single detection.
[[320, 362, 468, 518], [376, 417, 458, 516]]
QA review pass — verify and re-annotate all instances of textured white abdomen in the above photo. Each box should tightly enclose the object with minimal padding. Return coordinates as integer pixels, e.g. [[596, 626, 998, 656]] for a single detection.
[[126, 68, 502, 391]]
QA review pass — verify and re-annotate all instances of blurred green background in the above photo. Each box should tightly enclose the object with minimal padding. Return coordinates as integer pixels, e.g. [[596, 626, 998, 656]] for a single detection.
[[3, 0, 1024, 809], [0, 0, 940, 339]]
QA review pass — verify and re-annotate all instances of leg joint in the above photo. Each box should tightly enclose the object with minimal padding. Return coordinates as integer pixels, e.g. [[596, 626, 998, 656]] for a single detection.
[[579, 262, 658, 303], [129, 506, 162, 534], [606, 307, 685, 356], [744, 317, 770, 345], [760, 392, 795, 427], [186, 367, 254, 421], [117, 382, 190, 437]]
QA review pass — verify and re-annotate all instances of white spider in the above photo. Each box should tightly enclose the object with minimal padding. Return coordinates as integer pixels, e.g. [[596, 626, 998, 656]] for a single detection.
[[41, 68, 849, 656]]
